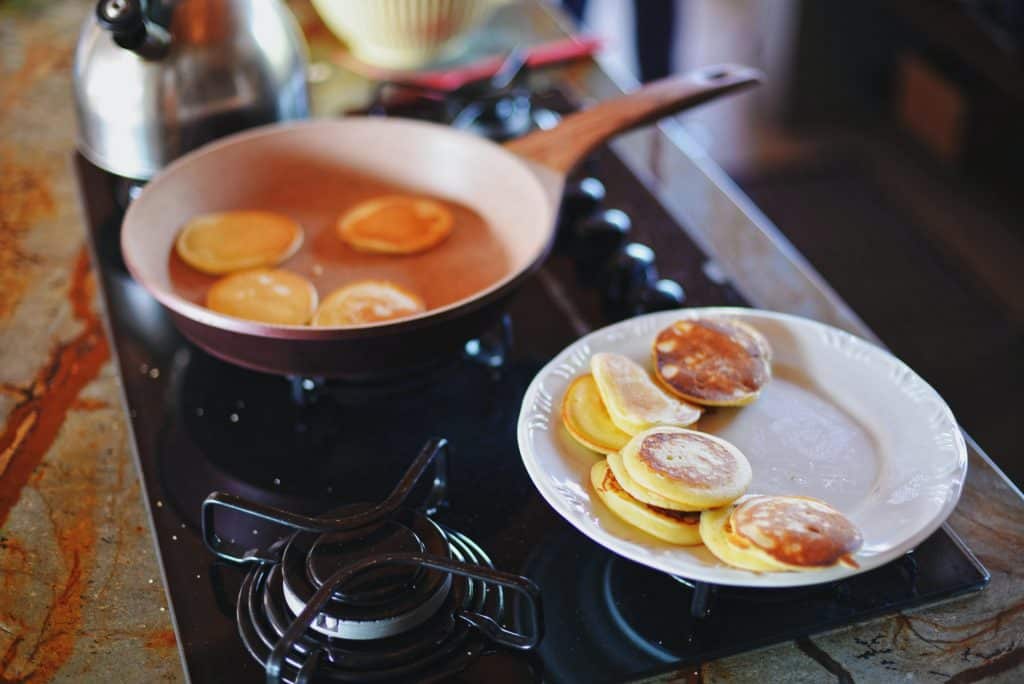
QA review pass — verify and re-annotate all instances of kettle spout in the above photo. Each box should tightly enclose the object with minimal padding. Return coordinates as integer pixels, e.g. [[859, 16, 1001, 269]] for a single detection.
[[95, 0, 170, 60]]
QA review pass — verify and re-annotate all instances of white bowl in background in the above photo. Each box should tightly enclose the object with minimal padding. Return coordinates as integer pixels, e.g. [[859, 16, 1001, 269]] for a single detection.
[[311, 0, 510, 68]]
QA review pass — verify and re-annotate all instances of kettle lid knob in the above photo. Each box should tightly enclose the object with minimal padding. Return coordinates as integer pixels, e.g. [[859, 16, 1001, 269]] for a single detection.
[[96, 0, 145, 46], [95, 0, 169, 57]]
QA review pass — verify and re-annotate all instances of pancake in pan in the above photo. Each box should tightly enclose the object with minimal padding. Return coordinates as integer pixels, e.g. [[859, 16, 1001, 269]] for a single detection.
[[620, 427, 751, 509], [590, 352, 701, 434], [590, 460, 702, 545], [652, 318, 772, 407], [206, 269, 318, 325], [700, 495, 863, 572], [312, 280, 425, 326], [337, 195, 454, 255], [561, 374, 631, 454], [176, 210, 304, 275]]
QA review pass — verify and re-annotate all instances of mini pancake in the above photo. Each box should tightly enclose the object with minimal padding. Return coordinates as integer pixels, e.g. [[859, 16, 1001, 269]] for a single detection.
[[652, 318, 772, 407], [620, 427, 751, 509], [606, 451, 699, 511], [700, 495, 863, 572], [590, 352, 701, 435], [206, 269, 317, 325], [312, 280, 425, 327], [590, 460, 702, 545], [337, 195, 454, 255], [561, 374, 631, 454], [176, 211, 303, 275]]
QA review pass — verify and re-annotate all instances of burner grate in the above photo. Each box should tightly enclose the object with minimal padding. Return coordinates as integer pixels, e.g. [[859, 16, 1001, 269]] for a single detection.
[[206, 440, 541, 683], [367, 51, 561, 141], [237, 530, 500, 683], [280, 512, 452, 640]]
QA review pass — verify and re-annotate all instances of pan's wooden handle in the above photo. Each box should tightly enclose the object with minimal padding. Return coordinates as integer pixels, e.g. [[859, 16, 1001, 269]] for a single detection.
[[505, 64, 761, 174]]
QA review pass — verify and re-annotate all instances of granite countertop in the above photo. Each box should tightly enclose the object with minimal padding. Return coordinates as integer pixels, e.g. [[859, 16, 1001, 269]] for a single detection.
[[0, 1, 1021, 682]]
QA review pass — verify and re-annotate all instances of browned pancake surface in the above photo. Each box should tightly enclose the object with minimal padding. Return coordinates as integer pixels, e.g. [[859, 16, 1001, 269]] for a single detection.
[[731, 496, 862, 567], [653, 319, 770, 404], [636, 431, 739, 490]]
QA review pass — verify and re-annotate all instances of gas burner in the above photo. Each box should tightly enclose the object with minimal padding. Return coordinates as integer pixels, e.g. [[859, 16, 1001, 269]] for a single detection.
[[284, 313, 514, 408], [369, 51, 561, 142], [442, 49, 561, 141], [202, 439, 542, 684]]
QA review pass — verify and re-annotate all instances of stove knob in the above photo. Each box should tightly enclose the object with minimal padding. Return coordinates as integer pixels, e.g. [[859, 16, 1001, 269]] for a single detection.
[[603, 242, 657, 308], [561, 177, 606, 222], [572, 208, 631, 263], [641, 278, 686, 312]]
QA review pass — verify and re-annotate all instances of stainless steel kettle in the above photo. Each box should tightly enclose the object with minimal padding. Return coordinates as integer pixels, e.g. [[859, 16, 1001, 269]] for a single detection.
[[73, 0, 309, 180]]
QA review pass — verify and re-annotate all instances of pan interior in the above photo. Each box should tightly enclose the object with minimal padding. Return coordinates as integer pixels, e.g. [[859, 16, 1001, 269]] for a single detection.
[[122, 118, 556, 332]]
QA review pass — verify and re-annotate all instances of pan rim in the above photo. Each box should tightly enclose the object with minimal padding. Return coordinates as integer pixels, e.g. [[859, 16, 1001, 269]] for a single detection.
[[121, 117, 559, 339]]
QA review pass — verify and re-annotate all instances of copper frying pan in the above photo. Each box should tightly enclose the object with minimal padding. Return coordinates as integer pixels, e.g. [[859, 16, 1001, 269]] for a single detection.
[[121, 64, 760, 379]]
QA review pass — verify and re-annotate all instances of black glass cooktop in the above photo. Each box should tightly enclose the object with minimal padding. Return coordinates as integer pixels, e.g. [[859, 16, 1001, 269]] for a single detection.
[[75, 119, 988, 682]]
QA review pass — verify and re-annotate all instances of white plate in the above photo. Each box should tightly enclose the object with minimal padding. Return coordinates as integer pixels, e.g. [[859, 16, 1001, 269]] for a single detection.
[[517, 308, 967, 588]]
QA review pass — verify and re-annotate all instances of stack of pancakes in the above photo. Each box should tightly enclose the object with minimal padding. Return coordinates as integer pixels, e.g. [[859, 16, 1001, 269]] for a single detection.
[[590, 427, 750, 546], [564, 317, 863, 573]]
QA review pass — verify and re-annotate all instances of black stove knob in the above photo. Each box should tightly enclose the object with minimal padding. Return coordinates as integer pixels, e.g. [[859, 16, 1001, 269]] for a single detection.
[[572, 208, 631, 263], [603, 242, 657, 308], [640, 278, 686, 312], [561, 177, 606, 223]]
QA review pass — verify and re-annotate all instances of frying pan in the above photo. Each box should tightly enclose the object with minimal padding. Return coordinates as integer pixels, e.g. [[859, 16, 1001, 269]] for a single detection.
[[121, 64, 760, 379]]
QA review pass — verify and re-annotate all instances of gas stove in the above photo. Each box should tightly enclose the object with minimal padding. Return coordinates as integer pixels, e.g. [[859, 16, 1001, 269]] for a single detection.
[[75, 66, 988, 683]]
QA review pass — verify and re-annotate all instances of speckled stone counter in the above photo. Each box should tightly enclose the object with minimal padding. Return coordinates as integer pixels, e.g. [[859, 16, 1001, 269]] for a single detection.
[[0, 2, 181, 681], [0, 1, 1021, 682]]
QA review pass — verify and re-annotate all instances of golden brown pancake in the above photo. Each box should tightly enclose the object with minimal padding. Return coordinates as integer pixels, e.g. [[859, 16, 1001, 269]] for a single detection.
[[652, 318, 772, 407], [312, 280, 425, 327], [700, 495, 863, 572], [620, 427, 751, 509], [176, 211, 303, 275], [590, 352, 701, 434], [561, 374, 631, 454], [590, 460, 702, 545], [206, 269, 317, 325], [606, 451, 699, 511], [337, 195, 454, 255]]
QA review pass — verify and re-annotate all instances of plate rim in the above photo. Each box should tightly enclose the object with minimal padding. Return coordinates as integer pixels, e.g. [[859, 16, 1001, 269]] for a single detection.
[[516, 306, 968, 588]]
